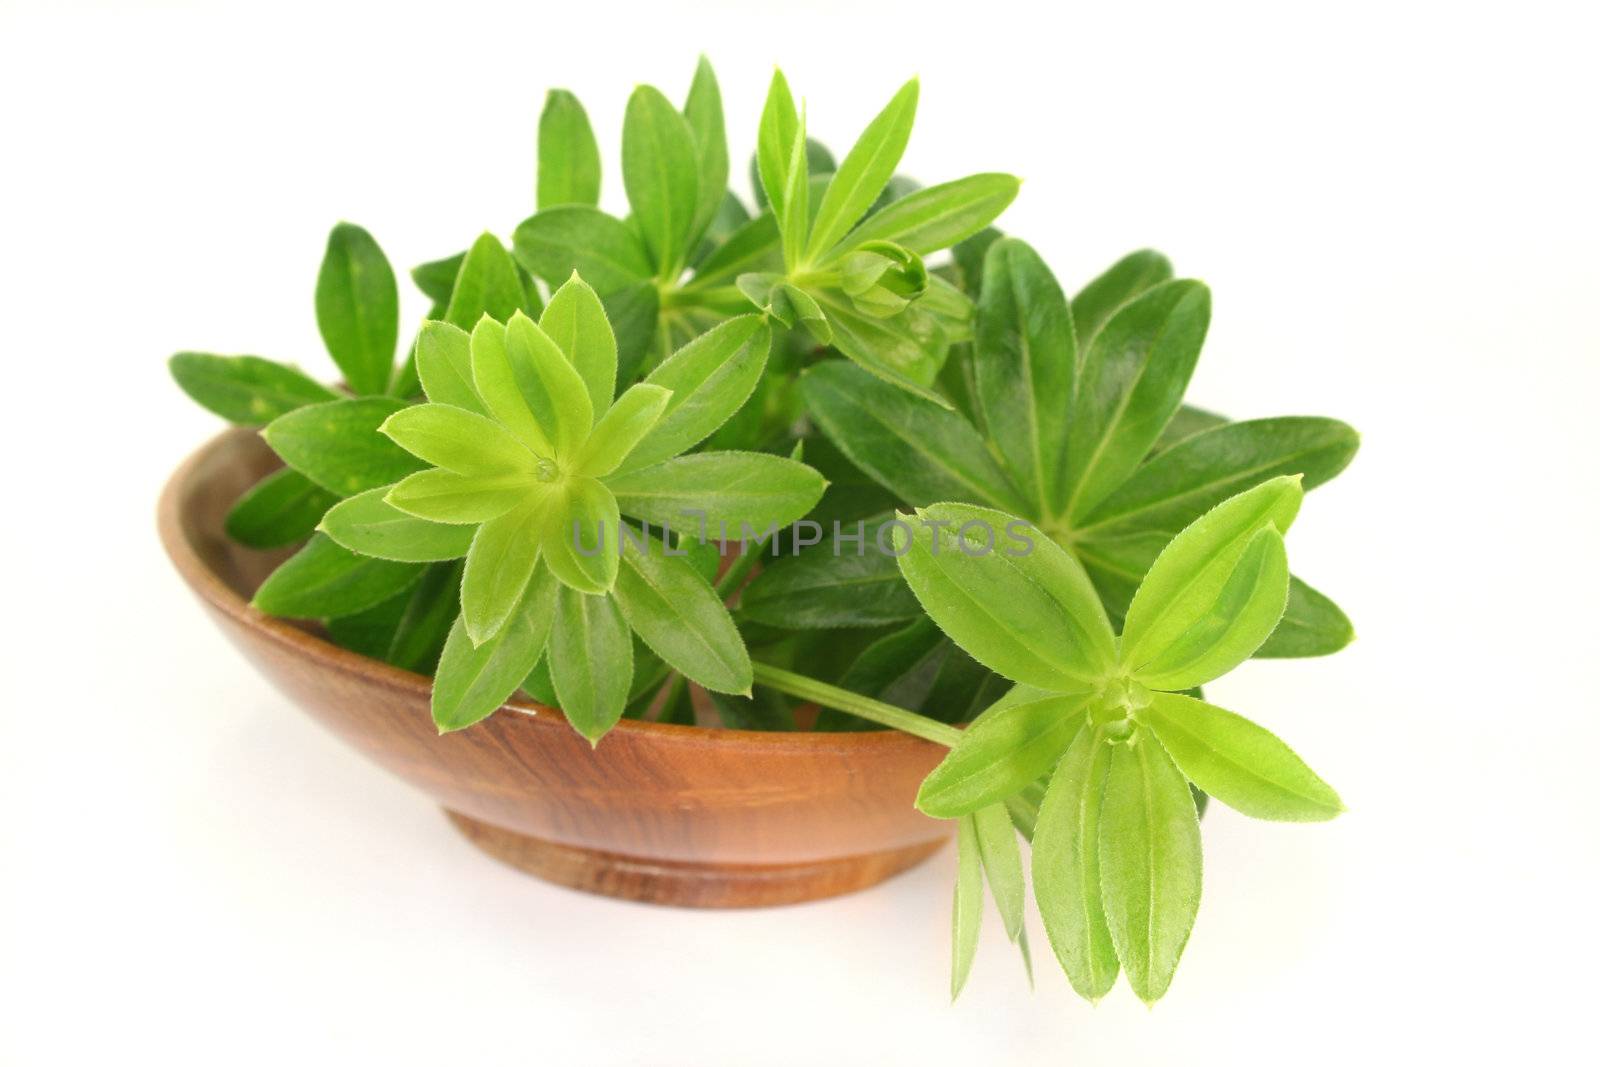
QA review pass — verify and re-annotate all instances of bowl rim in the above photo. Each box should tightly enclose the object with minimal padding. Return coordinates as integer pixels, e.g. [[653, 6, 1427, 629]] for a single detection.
[[158, 427, 942, 753]]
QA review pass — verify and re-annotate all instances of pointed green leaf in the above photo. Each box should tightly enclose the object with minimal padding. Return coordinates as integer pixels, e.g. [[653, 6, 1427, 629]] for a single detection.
[[1143, 692, 1342, 821], [470, 316, 552, 456], [319, 487, 477, 562], [755, 70, 800, 231], [412, 252, 465, 308], [603, 281, 660, 386], [573, 383, 671, 478], [613, 536, 751, 694], [623, 84, 700, 276], [739, 524, 920, 629], [800, 360, 1026, 512], [548, 586, 634, 744], [1152, 404, 1228, 454], [1121, 475, 1302, 674], [974, 237, 1076, 514], [1071, 249, 1174, 349], [432, 566, 559, 732], [1255, 576, 1355, 658], [379, 402, 538, 476], [414, 321, 485, 415], [169, 353, 338, 426], [683, 56, 729, 244], [461, 500, 544, 644], [808, 288, 953, 403], [314, 222, 398, 395], [805, 79, 919, 263], [539, 477, 621, 595], [606, 451, 825, 535], [973, 803, 1026, 941], [502, 311, 593, 459], [687, 210, 781, 288], [262, 397, 423, 496], [539, 274, 617, 414], [830, 173, 1020, 260], [385, 469, 527, 524], [1129, 526, 1289, 690], [378, 559, 464, 674], [894, 502, 1117, 691], [951, 815, 984, 1001], [619, 315, 771, 471], [1033, 725, 1119, 1001], [224, 467, 338, 548], [1083, 416, 1360, 536], [252, 533, 423, 618], [1098, 736, 1202, 1004], [445, 233, 534, 331], [537, 89, 601, 209], [1064, 280, 1211, 522], [916, 692, 1090, 818]]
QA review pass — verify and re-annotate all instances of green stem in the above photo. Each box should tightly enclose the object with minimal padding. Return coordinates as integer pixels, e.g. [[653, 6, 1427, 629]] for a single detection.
[[750, 662, 963, 747], [714, 546, 764, 601]]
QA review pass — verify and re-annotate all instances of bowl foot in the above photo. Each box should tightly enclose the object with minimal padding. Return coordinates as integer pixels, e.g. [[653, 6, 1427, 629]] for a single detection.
[[444, 810, 947, 908]]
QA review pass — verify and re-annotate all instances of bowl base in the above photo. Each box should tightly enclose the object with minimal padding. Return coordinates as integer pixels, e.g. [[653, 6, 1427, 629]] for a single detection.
[[445, 810, 947, 909]]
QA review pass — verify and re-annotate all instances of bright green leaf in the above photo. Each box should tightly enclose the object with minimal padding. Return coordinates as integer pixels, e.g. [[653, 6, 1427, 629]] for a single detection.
[[620, 315, 771, 471], [1142, 692, 1343, 821], [1098, 736, 1202, 1004], [537, 89, 601, 209], [504, 310, 594, 458], [385, 469, 528, 525], [445, 232, 534, 331], [623, 84, 700, 276], [461, 499, 544, 644], [683, 56, 730, 245], [1033, 724, 1120, 1001], [548, 585, 634, 745], [952, 815, 983, 1000], [804, 78, 919, 263], [612, 536, 751, 694], [973, 802, 1026, 941], [605, 451, 825, 535], [379, 402, 538, 476], [573, 383, 672, 478], [432, 566, 559, 732], [1256, 576, 1355, 658], [830, 173, 1020, 259], [539, 274, 617, 414], [319, 487, 476, 562], [539, 477, 621, 595], [917, 692, 1089, 818], [895, 502, 1117, 692]]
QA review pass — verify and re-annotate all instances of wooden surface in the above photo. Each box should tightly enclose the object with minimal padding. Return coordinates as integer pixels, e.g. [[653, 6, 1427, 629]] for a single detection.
[[158, 428, 952, 907]]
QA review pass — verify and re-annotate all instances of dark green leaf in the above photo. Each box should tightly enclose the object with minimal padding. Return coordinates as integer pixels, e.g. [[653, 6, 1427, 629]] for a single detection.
[[740, 521, 920, 629], [262, 397, 424, 496], [252, 533, 423, 618], [973, 237, 1076, 514], [314, 222, 398, 395], [800, 360, 1026, 512], [1082, 417, 1360, 536], [169, 353, 337, 426], [512, 206, 654, 293], [224, 467, 338, 548], [444, 232, 535, 331], [1063, 280, 1211, 522], [1255, 575, 1355, 657], [1071, 249, 1174, 349]]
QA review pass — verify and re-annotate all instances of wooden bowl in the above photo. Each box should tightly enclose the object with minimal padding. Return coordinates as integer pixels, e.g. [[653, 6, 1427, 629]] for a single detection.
[[158, 428, 951, 907]]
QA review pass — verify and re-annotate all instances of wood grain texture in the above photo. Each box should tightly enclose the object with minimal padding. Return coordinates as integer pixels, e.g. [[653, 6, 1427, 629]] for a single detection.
[[158, 429, 952, 907]]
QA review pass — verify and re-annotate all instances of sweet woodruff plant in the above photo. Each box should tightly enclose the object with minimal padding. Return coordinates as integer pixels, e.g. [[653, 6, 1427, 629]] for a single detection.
[[170, 59, 1356, 1005]]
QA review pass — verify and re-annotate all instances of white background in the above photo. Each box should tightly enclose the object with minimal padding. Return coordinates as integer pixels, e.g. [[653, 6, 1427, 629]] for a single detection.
[[2, 1, 1596, 1063]]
